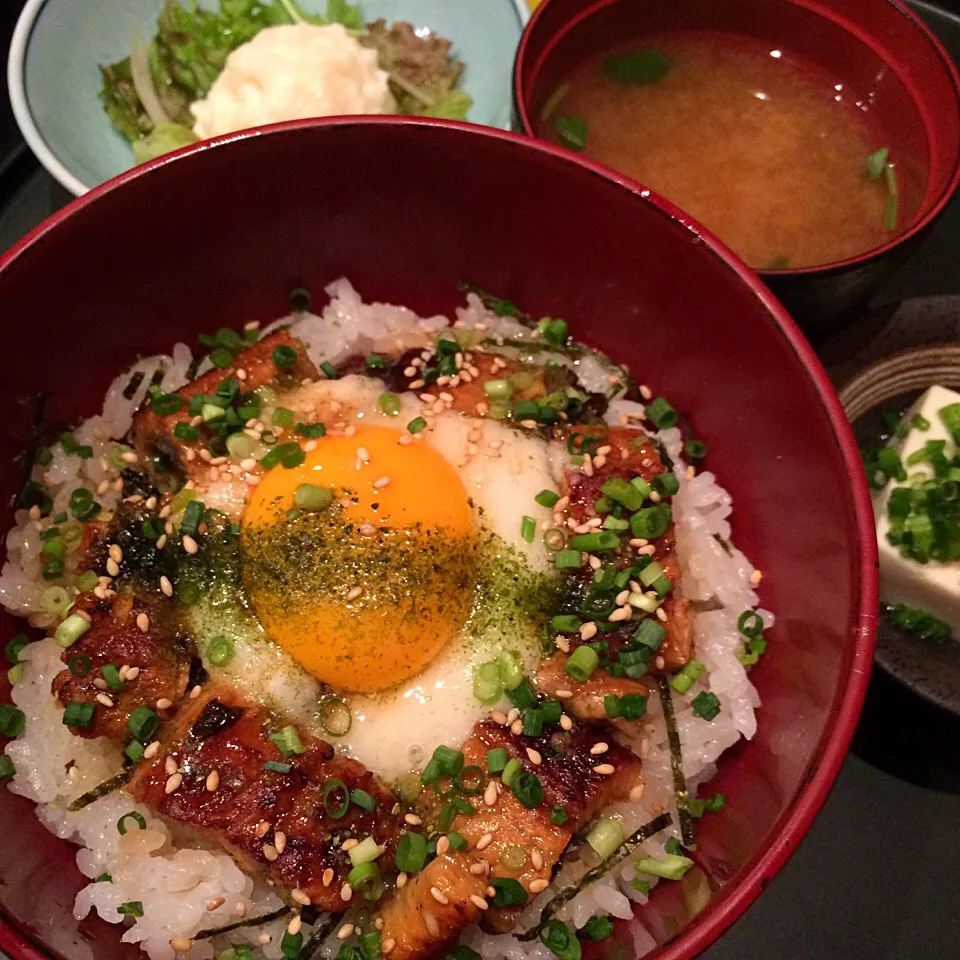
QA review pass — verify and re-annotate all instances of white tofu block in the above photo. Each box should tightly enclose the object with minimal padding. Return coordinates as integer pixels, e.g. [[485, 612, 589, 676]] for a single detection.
[[873, 385, 960, 635]]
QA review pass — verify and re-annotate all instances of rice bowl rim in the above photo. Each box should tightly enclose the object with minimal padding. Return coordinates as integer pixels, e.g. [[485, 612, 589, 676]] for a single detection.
[[0, 115, 879, 960]]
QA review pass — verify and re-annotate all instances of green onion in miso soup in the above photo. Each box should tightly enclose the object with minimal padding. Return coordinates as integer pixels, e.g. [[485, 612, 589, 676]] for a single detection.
[[537, 31, 906, 269]]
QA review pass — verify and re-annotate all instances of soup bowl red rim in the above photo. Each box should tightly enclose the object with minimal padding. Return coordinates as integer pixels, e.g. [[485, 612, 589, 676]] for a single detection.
[[512, 0, 960, 278], [0, 115, 878, 960]]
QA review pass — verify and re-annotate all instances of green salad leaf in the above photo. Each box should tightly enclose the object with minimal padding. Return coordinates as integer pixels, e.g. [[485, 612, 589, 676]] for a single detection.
[[131, 123, 199, 163], [417, 90, 472, 121]]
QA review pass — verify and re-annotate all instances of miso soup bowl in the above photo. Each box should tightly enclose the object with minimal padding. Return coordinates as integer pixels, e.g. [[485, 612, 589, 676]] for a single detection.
[[0, 118, 877, 960], [514, 0, 960, 340]]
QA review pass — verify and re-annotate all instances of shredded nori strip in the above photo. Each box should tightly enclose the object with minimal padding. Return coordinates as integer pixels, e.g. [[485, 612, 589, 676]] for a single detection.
[[657, 676, 696, 847], [303, 912, 343, 958], [457, 282, 535, 326], [516, 812, 673, 940], [122, 370, 145, 400], [67, 767, 135, 812], [134, 366, 168, 414], [194, 905, 290, 940], [191, 698, 244, 739]]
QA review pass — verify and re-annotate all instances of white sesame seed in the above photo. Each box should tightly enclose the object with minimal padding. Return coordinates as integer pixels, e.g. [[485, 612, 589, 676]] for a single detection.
[[96, 480, 110, 496], [136, 612, 150, 633], [555, 635, 571, 653], [475, 833, 493, 851], [560, 714, 573, 731], [483, 781, 498, 807], [235, 902, 247, 917], [340, 883, 353, 902], [592, 764, 615, 776], [436, 836, 450, 855], [96, 693, 114, 707], [346, 586, 363, 601], [590, 742, 609, 755], [555, 689, 573, 699], [258, 935, 271, 945], [469, 895, 489, 911], [531, 849, 544, 870], [397, 434, 413, 446], [356, 447, 371, 463], [206, 770, 220, 792], [510, 718, 523, 736], [262, 843, 279, 862], [120, 451, 139, 464], [206, 897, 225, 912], [608, 606, 631, 622], [182, 535, 198, 554], [526, 748, 542, 765], [144, 740, 160, 759], [256, 820, 271, 838], [373, 476, 391, 490], [322, 868, 334, 887], [170, 937, 193, 952], [93, 677, 108, 690], [579, 621, 598, 640], [165, 756, 178, 775], [382, 939, 397, 955], [490, 710, 508, 725], [341, 838, 359, 852], [396, 872, 408, 889], [287, 915, 302, 937], [507, 708, 520, 723], [337, 924, 355, 941], [430, 887, 449, 905], [630, 784, 646, 803], [404, 813, 422, 826], [160, 575, 173, 597], [529, 879, 549, 893], [656, 607, 668, 622], [156, 698, 173, 710], [165, 773, 183, 794], [469, 862, 487, 875], [156, 534, 167, 549], [290, 888, 311, 906], [106, 558, 120, 577], [750, 569, 763, 585]]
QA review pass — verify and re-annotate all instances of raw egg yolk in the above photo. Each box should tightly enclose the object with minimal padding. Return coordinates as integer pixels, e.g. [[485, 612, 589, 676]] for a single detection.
[[241, 425, 474, 693]]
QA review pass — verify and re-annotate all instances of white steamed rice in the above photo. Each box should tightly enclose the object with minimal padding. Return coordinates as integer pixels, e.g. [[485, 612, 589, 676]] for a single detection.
[[0, 279, 771, 959]]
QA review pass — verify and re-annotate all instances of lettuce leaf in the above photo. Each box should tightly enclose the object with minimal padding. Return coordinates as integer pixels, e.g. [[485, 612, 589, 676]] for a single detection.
[[417, 90, 472, 121], [131, 123, 199, 164]]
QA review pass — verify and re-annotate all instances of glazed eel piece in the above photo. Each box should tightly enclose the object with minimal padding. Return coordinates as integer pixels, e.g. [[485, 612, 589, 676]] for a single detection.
[[131, 330, 317, 517], [126, 684, 400, 912], [563, 425, 694, 671], [378, 720, 643, 960]]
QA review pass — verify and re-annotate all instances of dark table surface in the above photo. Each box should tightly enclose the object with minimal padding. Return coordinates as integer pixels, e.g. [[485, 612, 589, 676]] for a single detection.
[[1, 2, 960, 959]]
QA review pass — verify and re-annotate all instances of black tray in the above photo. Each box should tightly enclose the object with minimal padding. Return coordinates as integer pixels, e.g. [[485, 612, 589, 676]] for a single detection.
[[1, 3, 959, 960]]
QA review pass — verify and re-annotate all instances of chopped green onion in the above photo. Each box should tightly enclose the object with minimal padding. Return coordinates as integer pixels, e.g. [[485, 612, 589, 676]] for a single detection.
[[653, 472, 680, 497], [102, 664, 125, 692], [117, 811, 147, 835], [271, 407, 294, 430], [486, 747, 509, 774], [378, 392, 401, 416], [450, 948, 481, 960], [174, 421, 200, 442], [281, 929, 303, 958], [497, 649, 524, 690], [484, 379, 514, 399], [40, 586, 71, 617], [437, 801, 458, 832], [511, 771, 544, 809], [537, 317, 569, 345], [646, 397, 678, 430], [521, 515, 536, 543], [601, 477, 645, 511], [550, 803, 568, 825], [582, 916, 615, 942], [473, 660, 503, 705], [555, 549, 582, 570], [568, 531, 620, 552], [395, 831, 427, 873], [522, 708, 543, 737], [631, 504, 672, 539], [127, 705, 161, 742], [456, 765, 484, 794], [347, 860, 381, 897], [0, 705, 24, 738], [551, 614, 581, 633], [206, 636, 235, 667], [0, 756, 15, 779], [349, 835, 382, 866], [912, 413, 931, 431], [634, 618, 666, 650], [866, 146, 889, 180], [447, 831, 467, 851], [42, 559, 65, 581], [564, 646, 599, 682], [351, 787, 376, 812], [670, 659, 706, 694], [272, 345, 297, 369], [501, 844, 527, 870], [501, 757, 522, 787], [63, 701, 95, 728], [407, 417, 427, 434], [513, 399, 540, 421], [320, 361, 338, 379], [201, 403, 225, 424], [540, 920, 581, 960], [264, 760, 293, 774], [55, 614, 91, 648], [691, 691, 721, 720], [181, 499, 205, 537], [75, 570, 99, 592], [536, 489, 560, 508], [685, 440, 707, 460], [737, 611, 764, 637], [269, 725, 305, 757], [554, 115, 588, 152], [323, 778, 349, 818], [294, 483, 333, 511], [124, 739, 145, 763], [507, 677, 536, 709], [634, 853, 694, 881], [587, 817, 624, 859], [490, 877, 528, 907], [68, 654, 91, 676], [320, 698, 352, 736], [117, 901, 144, 918]]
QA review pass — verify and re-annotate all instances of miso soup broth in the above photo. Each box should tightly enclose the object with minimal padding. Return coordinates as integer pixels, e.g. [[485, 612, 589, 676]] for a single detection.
[[537, 31, 903, 269]]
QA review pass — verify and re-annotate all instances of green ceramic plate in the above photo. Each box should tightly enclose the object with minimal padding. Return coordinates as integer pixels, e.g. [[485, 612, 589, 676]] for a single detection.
[[9, 0, 529, 194]]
